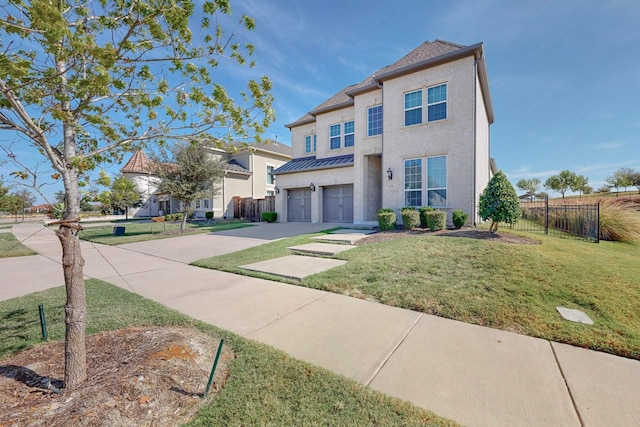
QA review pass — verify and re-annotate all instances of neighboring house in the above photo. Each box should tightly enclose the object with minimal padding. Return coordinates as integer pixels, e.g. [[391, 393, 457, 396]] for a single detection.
[[120, 140, 291, 219], [273, 39, 496, 225]]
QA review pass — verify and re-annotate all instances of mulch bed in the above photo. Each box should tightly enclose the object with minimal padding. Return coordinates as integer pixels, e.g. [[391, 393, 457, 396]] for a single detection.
[[0, 327, 233, 426], [355, 227, 541, 245]]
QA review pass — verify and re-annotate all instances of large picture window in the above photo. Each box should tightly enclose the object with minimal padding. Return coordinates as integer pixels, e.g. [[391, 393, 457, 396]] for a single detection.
[[404, 155, 447, 207], [368, 105, 383, 136], [404, 90, 422, 126], [330, 124, 341, 149]]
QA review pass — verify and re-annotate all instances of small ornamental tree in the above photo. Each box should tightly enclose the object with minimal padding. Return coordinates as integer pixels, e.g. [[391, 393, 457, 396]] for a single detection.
[[153, 141, 225, 232], [0, 0, 273, 390], [478, 171, 521, 233]]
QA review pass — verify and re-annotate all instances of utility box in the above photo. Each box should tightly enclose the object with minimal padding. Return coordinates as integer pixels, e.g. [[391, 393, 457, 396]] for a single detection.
[[112, 226, 126, 236]]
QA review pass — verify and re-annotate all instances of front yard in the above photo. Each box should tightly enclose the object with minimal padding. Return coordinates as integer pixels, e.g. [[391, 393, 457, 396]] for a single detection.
[[0, 280, 455, 426], [194, 230, 640, 360]]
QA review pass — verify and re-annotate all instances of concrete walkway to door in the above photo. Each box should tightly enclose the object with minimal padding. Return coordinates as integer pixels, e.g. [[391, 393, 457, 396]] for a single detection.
[[3, 221, 640, 427]]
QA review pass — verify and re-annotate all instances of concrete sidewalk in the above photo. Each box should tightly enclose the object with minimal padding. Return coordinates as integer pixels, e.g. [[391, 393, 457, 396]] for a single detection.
[[3, 222, 640, 426]]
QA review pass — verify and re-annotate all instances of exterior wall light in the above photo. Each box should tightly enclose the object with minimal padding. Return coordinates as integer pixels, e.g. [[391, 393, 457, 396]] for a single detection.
[[387, 167, 393, 181], [310, 183, 316, 192], [275, 187, 280, 194]]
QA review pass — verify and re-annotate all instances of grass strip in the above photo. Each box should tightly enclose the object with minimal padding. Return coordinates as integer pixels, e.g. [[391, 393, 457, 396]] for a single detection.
[[0, 232, 37, 258], [77, 220, 253, 245], [0, 280, 456, 426]]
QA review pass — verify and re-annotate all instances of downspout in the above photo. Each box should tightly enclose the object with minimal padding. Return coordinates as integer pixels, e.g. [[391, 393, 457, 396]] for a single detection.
[[378, 78, 385, 211], [222, 173, 227, 219], [250, 150, 256, 198], [473, 56, 478, 225]]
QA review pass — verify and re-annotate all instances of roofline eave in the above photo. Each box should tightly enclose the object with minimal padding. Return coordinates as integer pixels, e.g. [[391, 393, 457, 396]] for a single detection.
[[375, 42, 484, 82]]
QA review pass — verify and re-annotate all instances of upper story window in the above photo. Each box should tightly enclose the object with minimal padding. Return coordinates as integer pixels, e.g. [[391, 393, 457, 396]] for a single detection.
[[404, 83, 448, 126], [330, 124, 341, 149], [266, 165, 275, 185], [304, 134, 317, 153], [344, 121, 354, 147], [368, 105, 383, 136], [427, 84, 447, 122], [404, 90, 422, 126]]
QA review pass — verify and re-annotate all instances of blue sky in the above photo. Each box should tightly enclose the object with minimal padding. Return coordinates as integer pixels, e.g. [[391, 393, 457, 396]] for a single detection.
[[2, 0, 640, 203], [231, 0, 640, 194]]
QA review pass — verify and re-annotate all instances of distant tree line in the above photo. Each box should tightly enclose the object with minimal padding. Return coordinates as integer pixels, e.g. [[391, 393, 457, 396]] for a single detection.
[[0, 178, 36, 220], [516, 167, 640, 198]]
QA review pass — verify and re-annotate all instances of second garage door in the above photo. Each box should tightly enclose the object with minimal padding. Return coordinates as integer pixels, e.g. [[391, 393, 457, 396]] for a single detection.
[[287, 188, 311, 222], [323, 184, 353, 223]]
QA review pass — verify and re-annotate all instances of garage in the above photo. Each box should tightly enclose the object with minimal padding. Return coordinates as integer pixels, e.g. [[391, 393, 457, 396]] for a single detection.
[[287, 188, 311, 222], [323, 184, 353, 223]]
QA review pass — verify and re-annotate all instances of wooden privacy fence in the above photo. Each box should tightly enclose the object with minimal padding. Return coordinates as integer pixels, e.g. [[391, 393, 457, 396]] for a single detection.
[[233, 195, 275, 222]]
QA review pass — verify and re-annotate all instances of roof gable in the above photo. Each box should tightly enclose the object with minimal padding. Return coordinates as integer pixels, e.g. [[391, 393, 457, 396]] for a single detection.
[[287, 39, 493, 126]]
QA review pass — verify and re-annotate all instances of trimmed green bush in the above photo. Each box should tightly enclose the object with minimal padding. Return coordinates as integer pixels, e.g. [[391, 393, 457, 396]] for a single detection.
[[165, 213, 184, 222], [418, 206, 435, 228], [452, 209, 468, 229], [479, 170, 521, 232], [377, 208, 396, 231], [400, 207, 419, 230], [205, 211, 214, 220], [424, 210, 446, 230], [261, 211, 277, 223]]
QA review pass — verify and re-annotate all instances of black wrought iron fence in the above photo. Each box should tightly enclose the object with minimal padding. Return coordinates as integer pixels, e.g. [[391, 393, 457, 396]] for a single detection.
[[478, 195, 600, 243]]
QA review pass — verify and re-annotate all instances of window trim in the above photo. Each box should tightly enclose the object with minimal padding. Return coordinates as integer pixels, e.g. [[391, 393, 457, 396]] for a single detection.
[[344, 120, 354, 147], [427, 83, 447, 122], [330, 124, 341, 149], [367, 105, 383, 136], [404, 89, 423, 126], [426, 156, 447, 207], [403, 155, 447, 208], [266, 164, 276, 186], [305, 134, 317, 153]]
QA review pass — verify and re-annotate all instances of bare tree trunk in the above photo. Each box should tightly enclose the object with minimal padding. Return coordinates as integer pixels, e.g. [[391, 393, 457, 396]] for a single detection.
[[56, 225, 87, 390]]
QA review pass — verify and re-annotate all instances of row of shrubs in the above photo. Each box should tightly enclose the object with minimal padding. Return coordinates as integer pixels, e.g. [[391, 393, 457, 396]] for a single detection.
[[151, 213, 185, 222], [377, 207, 468, 231]]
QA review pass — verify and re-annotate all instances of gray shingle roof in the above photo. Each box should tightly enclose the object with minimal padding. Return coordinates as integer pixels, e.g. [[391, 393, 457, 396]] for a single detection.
[[227, 139, 292, 157], [225, 159, 250, 174], [286, 39, 488, 128], [273, 154, 354, 175]]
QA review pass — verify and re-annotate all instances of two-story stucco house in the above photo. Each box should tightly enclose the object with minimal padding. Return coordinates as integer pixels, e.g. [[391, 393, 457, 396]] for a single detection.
[[121, 140, 291, 219], [273, 39, 495, 225]]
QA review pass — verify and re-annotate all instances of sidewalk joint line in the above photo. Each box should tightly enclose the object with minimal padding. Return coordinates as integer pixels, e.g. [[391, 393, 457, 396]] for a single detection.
[[244, 291, 330, 337], [89, 241, 140, 296], [365, 313, 424, 387], [549, 341, 585, 427]]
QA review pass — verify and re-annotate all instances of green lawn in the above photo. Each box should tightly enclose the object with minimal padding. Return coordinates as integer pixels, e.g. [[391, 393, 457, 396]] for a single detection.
[[77, 220, 253, 245], [194, 231, 640, 360], [0, 232, 37, 258], [0, 280, 455, 426]]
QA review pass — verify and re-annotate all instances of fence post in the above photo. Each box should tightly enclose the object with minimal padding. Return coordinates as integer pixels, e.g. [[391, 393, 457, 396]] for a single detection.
[[544, 194, 549, 234], [596, 202, 600, 243]]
